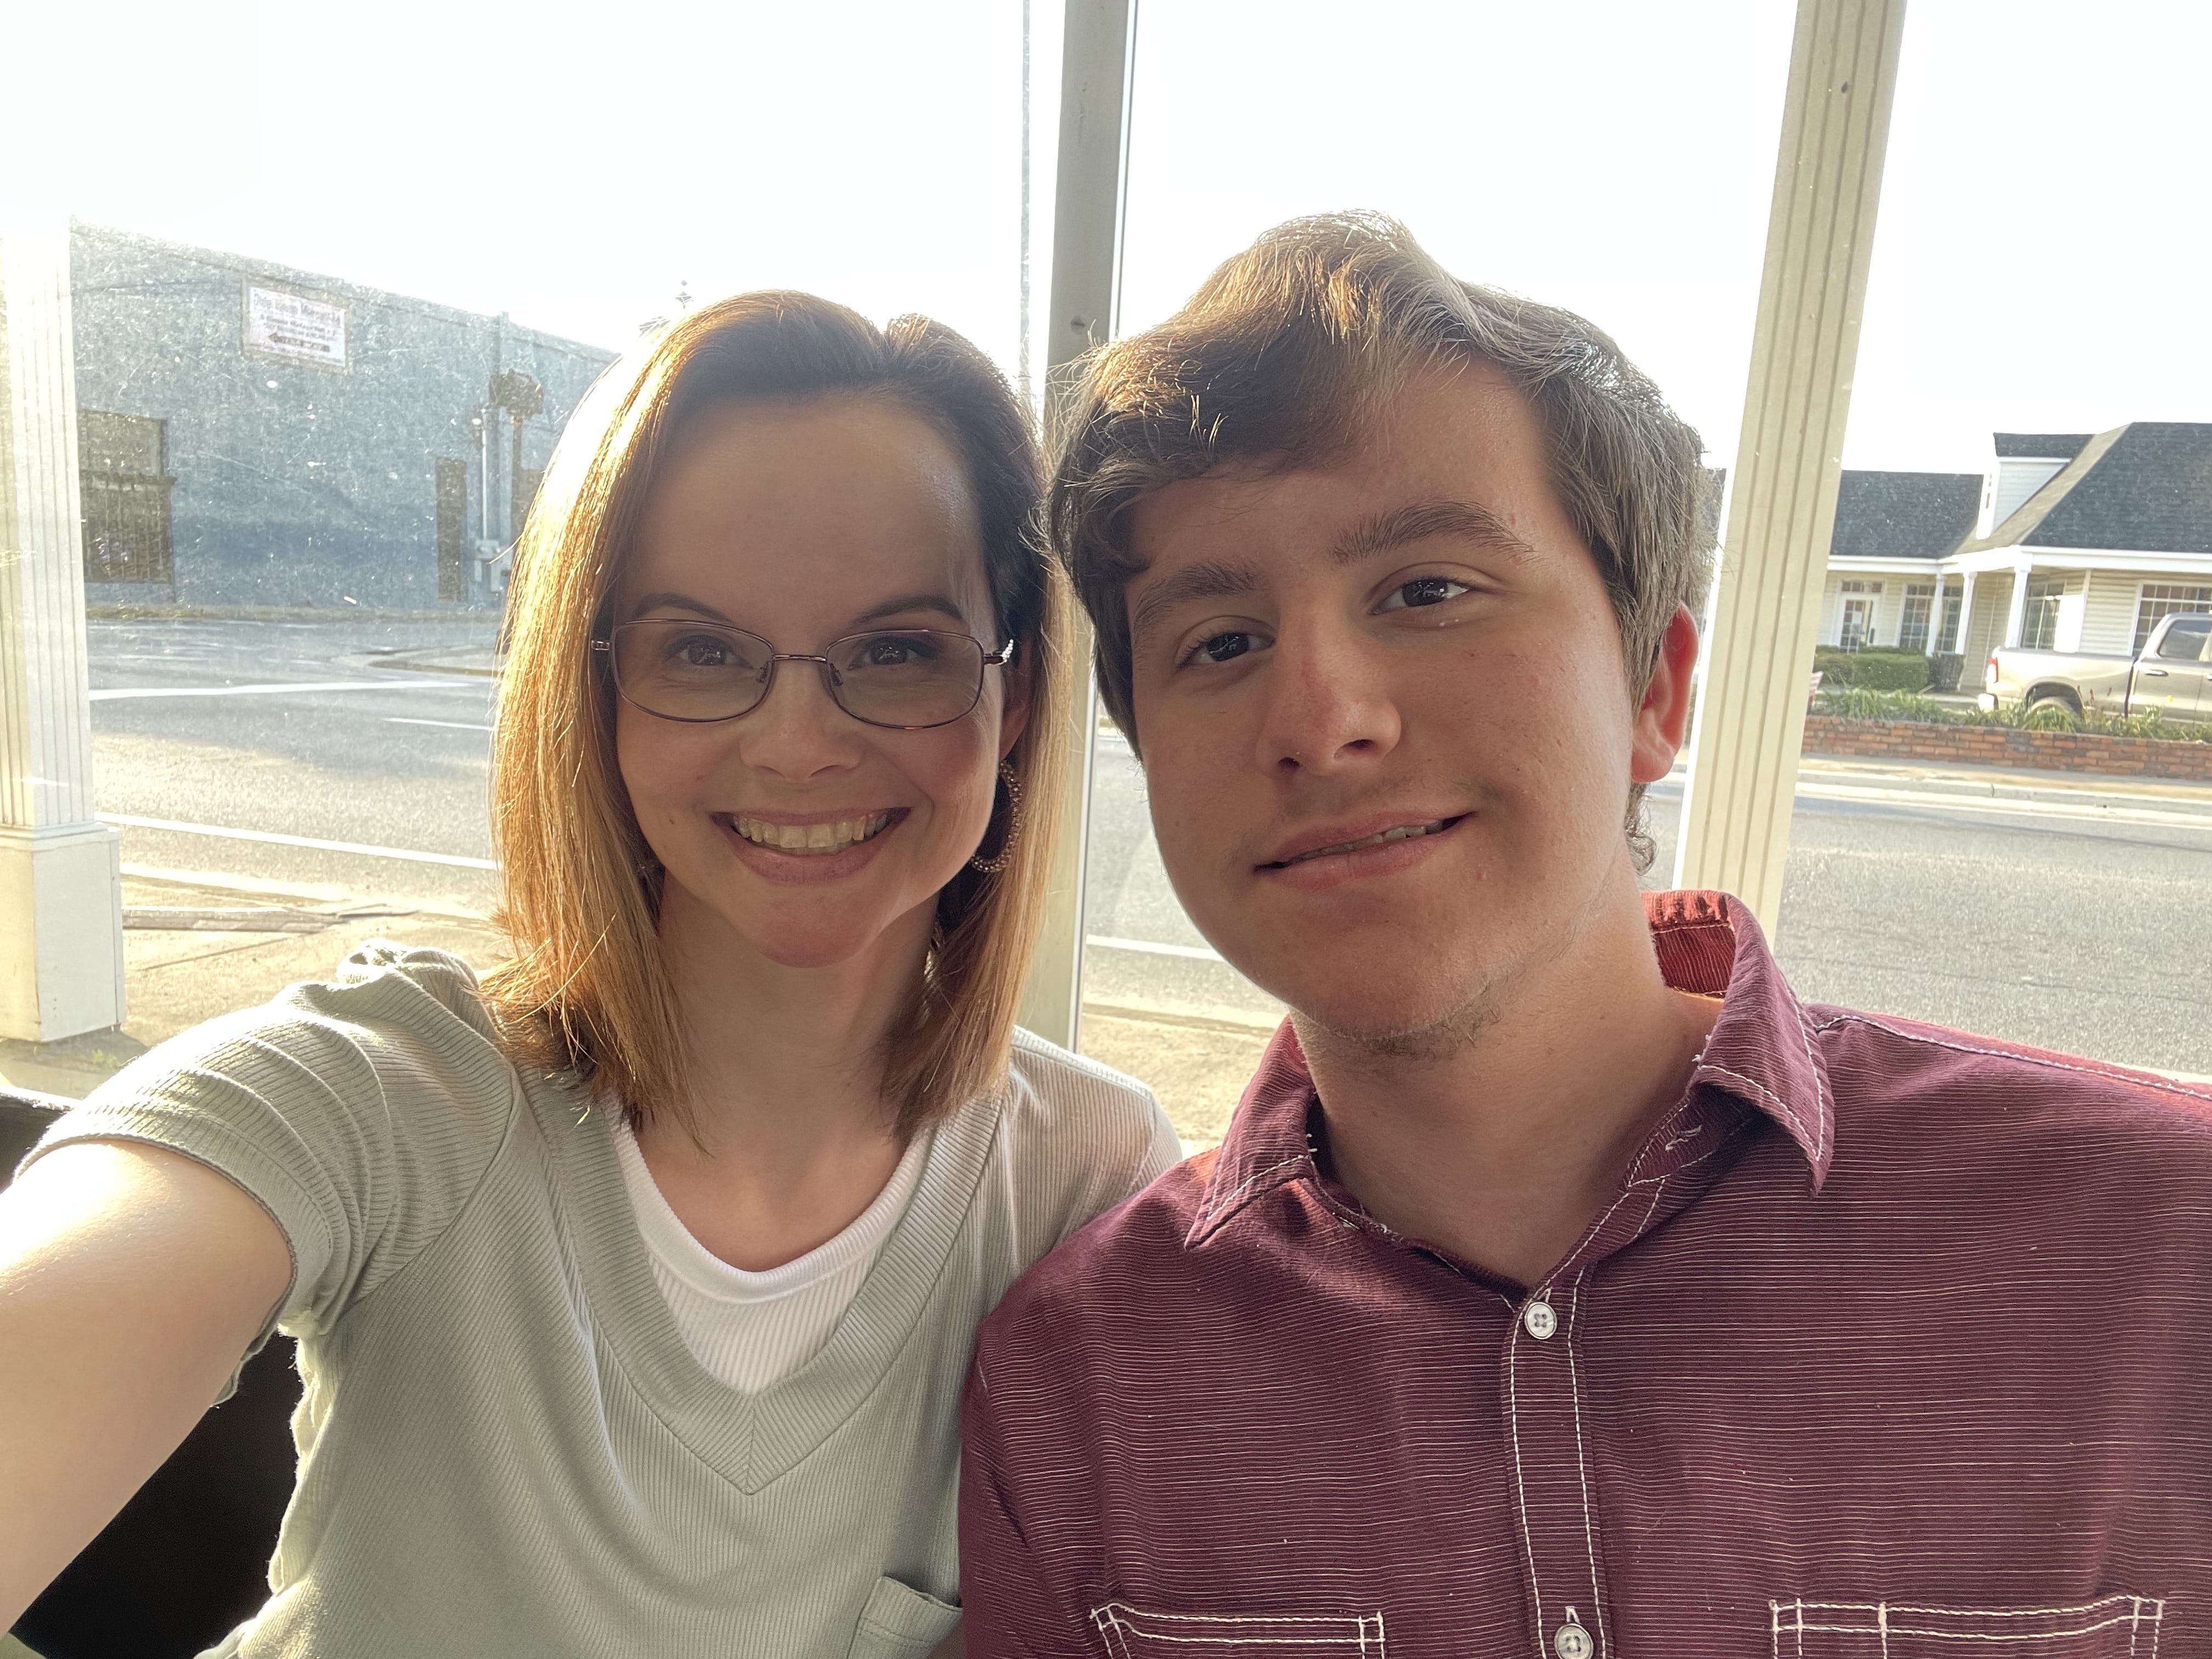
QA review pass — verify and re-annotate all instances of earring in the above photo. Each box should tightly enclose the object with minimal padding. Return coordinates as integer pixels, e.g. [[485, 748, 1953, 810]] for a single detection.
[[968, 760, 1025, 874]]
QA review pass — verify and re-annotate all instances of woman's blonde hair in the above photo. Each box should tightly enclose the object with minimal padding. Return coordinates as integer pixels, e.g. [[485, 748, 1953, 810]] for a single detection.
[[483, 291, 1070, 1139]]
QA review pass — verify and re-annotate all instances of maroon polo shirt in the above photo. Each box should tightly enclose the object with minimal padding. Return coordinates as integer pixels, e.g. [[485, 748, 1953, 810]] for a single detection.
[[961, 890, 2212, 1658]]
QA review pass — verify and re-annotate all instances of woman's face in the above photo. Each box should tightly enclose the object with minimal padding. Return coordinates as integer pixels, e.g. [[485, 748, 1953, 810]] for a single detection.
[[613, 396, 1025, 975]]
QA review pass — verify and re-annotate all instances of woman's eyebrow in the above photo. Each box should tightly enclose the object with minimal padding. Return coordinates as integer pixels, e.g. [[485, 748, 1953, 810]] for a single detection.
[[850, 592, 969, 627], [628, 590, 735, 622]]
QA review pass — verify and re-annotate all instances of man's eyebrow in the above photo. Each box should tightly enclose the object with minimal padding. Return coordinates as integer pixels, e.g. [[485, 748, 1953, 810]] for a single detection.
[[1128, 559, 1262, 651], [628, 590, 733, 623], [1331, 499, 1536, 565]]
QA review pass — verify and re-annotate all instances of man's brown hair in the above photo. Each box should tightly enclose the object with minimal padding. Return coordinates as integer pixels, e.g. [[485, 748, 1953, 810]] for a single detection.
[[1049, 212, 1713, 861]]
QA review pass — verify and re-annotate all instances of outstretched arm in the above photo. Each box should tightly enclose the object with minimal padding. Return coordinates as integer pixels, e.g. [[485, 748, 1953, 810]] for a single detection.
[[0, 1141, 290, 1628]]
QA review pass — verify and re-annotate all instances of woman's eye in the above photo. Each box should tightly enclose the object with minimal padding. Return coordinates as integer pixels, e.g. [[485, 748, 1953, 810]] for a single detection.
[[672, 635, 732, 667], [1379, 576, 1473, 612], [862, 637, 924, 667]]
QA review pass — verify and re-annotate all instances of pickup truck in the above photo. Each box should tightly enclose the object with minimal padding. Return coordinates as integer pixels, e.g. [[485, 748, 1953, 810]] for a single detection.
[[1982, 611, 2212, 723]]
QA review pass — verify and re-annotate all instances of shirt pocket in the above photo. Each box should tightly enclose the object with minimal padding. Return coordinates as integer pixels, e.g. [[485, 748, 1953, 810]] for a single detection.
[[1090, 1602, 1387, 1659], [847, 1575, 961, 1659], [1771, 1596, 2165, 1658]]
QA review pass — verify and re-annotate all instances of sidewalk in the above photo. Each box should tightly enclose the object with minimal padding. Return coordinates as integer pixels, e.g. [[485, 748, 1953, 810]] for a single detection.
[[0, 870, 507, 1102], [0, 865, 1263, 1149]]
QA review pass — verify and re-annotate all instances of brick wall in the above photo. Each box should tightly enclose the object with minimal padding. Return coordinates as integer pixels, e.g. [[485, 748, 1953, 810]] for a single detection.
[[1802, 716, 2212, 782]]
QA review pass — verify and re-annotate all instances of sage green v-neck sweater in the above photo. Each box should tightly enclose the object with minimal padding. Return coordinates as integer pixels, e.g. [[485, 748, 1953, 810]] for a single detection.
[[30, 944, 1178, 1659]]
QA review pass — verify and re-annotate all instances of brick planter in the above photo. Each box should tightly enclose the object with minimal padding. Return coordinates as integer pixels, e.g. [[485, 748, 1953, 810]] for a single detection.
[[1802, 715, 2212, 782]]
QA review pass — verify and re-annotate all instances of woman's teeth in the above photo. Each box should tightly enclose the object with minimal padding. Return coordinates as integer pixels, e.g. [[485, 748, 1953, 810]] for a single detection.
[[732, 811, 893, 855]]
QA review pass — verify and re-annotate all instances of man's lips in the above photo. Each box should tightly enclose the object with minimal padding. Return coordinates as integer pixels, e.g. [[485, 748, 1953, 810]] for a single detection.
[[1257, 812, 1469, 870]]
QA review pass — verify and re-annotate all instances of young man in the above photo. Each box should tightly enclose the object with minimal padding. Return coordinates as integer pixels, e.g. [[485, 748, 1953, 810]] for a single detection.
[[960, 215, 2212, 1657]]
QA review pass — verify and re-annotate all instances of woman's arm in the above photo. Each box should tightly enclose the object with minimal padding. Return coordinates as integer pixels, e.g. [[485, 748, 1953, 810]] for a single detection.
[[0, 1141, 290, 1628]]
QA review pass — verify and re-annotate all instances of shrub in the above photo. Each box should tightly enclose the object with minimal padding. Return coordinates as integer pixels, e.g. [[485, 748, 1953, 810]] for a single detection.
[[1810, 686, 2212, 743], [1813, 646, 1932, 691], [1815, 687, 1949, 723]]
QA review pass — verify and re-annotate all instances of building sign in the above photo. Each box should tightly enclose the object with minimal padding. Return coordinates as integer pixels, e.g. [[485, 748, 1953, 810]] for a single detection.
[[245, 284, 348, 370]]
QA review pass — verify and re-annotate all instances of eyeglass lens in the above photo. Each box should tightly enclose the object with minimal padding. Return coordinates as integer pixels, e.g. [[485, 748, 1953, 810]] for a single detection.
[[610, 621, 989, 728]]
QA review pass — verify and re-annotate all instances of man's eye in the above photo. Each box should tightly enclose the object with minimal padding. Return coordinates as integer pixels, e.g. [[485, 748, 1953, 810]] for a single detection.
[[1379, 576, 1473, 611], [1187, 631, 1256, 666]]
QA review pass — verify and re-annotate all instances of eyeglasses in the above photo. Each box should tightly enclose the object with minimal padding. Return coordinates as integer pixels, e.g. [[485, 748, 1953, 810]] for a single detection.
[[595, 620, 1012, 730]]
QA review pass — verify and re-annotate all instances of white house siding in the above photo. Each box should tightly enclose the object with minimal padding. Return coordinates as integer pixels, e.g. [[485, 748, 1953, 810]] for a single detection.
[[2081, 571, 2155, 657], [1962, 585, 2008, 675]]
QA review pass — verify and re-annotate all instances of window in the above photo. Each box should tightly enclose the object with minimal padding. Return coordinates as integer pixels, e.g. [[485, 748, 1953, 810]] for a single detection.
[[1837, 580, 1882, 650], [2134, 584, 2212, 654], [1897, 583, 1936, 653], [78, 410, 173, 585], [2018, 574, 2066, 651], [2153, 615, 2212, 662]]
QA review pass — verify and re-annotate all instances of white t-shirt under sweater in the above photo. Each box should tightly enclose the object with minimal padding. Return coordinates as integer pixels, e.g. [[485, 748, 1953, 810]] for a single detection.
[[612, 1119, 930, 1392]]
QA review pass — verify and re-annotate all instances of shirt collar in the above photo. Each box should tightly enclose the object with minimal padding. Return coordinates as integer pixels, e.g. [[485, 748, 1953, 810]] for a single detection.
[[1189, 888, 1835, 1245]]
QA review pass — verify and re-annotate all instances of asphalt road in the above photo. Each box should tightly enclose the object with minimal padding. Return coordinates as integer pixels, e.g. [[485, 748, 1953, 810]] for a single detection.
[[87, 618, 2212, 1076]]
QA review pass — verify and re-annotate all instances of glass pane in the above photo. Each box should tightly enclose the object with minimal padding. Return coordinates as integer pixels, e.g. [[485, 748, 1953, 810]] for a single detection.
[[1076, 0, 1797, 1147], [1678, 0, 2212, 1085], [3, 1, 1035, 1101]]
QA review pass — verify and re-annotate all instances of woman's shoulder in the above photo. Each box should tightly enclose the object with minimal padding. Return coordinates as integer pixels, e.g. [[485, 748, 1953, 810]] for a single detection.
[[992, 1029, 1182, 1234]]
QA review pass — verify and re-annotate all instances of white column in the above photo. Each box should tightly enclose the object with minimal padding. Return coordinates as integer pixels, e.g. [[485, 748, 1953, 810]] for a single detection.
[[0, 214, 126, 1041], [1015, 0, 1138, 1048], [2001, 561, 2032, 647], [1671, 0, 1908, 932], [1951, 569, 1975, 653]]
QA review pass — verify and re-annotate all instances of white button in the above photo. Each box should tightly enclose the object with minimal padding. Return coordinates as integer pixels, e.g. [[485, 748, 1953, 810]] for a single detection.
[[1553, 1620, 1594, 1659], [1522, 1299, 1558, 1340]]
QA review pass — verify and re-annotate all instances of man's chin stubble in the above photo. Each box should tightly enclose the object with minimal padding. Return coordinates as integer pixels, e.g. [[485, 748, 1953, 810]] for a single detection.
[[1291, 980, 1501, 1067]]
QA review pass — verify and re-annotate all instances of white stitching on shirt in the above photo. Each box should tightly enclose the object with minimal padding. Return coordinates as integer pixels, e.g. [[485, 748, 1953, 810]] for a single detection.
[[1768, 1596, 2163, 1655], [1194, 1153, 1312, 1231], [1792, 999, 1831, 1165], [1504, 1313, 1548, 1658], [1088, 1604, 1388, 1655], [1699, 1061, 1820, 1155], [1812, 1012, 2212, 1109], [1563, 1272, 1611, 1659]]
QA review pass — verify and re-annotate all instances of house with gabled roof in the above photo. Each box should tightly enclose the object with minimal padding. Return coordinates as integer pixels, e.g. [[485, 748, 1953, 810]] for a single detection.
[[1818, 425, 2212, 668]]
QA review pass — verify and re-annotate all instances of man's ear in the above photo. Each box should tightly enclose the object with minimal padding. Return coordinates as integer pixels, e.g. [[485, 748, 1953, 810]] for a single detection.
[[1629, 605, 1700, 785], [996, 636, 1035, 762]]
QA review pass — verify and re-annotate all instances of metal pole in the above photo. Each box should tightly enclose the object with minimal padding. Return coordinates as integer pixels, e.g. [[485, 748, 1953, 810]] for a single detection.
[[1014, 0, 1137, 1048], [1671, 0, 1908, 933]]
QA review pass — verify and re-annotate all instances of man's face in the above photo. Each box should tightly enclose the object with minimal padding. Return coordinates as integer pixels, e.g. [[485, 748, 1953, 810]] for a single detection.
[[1123, 361, 1688, 1046]]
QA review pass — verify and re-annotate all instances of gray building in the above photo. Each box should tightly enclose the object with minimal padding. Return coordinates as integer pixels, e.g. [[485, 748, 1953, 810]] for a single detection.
[[70, 222, 619, 611]]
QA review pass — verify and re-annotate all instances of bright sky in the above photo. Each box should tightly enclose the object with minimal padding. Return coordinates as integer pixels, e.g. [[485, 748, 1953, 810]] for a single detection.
[[9, 0, 2210, 476]]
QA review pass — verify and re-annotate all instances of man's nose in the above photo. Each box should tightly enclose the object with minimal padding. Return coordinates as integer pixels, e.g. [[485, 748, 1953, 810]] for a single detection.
[[1253, 625, 1403, 776]]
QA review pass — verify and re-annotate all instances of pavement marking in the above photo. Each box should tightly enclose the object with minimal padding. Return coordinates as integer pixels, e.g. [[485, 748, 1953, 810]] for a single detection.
[[1087, 934, 1226, 962], [92, 680, 479, 701], [1796, 780, 2212, 833], [387, 716, 496, 731], [99, 814, 497, 870]]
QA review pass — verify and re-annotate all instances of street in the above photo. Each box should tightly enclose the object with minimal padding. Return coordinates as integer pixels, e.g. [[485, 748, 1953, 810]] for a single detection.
[[85, 618, 2212, 1091]]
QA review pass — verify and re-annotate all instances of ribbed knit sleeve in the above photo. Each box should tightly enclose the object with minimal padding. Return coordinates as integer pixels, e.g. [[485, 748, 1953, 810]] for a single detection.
[[26, 942, 524, 1345]]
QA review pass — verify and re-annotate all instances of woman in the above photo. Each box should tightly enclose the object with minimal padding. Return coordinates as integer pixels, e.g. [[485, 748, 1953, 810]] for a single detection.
[[0, 293, 1176, 1657]]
